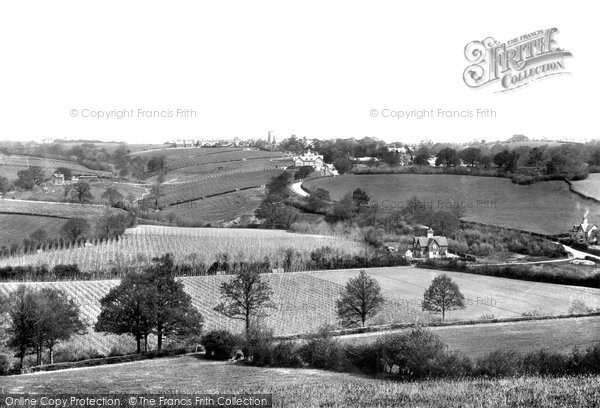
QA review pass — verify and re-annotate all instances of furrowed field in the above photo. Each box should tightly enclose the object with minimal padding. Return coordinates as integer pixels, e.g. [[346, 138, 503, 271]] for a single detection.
[[0, 267, 598, 359], [0, 225, 366, 271], [0, 154, 110, 180], [0, 198, 126, 220], [3, 355, 599, 407], [304, 174, 600, 235]]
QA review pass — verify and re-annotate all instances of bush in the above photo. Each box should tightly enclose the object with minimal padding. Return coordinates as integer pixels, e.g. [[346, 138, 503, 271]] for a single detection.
[[298, 325, 348, 371], [475, 350, 522, 377], [521, 349, 568, 375], [0, 354, 11, 375], [243, 326, 275, 366], [270, 341, 302, 368], [201, 330, 240, 360]]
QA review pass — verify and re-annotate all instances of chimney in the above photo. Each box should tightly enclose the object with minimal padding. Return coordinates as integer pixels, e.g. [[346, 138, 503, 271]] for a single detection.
[[427, 228, 434, 238], [582, 215, 589, 231]]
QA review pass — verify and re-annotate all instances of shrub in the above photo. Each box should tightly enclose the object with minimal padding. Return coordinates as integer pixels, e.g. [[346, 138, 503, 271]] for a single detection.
[[522, 349, 568, 375], [298, 325, 348, 371], [243, 326, 275, 366], [475, 350, 522, 377], [201, 330, 240, 360], [582, 344, 600, 374], [270, 341, 302, 368], [343, 343, 381, 375], [0, 354, 10, 375]]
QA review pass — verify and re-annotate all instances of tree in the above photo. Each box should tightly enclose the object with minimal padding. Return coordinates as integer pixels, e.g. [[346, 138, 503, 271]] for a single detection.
[[54, 167, 73, 180], [143, 254, 204, 351], [545, 145, 588, 177], [422, 274, 465, 322], [306, 188, 330, 212], [0, 176, 12, 194], [493, 150, 519, 172], [95, 208, 133, 239], [589, 148, 600, 167], [459, 147, 481, 167], [294, 166, 314, 181], [23, 228, 47, 249], [14, 167, 45, 190], [101, 185, 124, 206], [435, 148, 460, 167], [527, 147, 548, 168], [6, 286, 38, 369], [329, 193, 357, 221], [147, 155, 166, 174], [95, 273, 154, 353], [335, 270, 384, 327], [61, 218, 90, 241], [148, 181, 164, 210], [352, 188, 371, 211], [413, 146, 431, 166], [333, 157, 352, 174], [214, 269, 276, 336], [35, 288, 86, 364], [69, 181, 93, 203]]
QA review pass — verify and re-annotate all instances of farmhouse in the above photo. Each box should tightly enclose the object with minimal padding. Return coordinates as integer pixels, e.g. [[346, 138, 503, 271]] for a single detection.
[[412, 228, 448, 259], [293, 150, 324, 171], [49, 173, 65, 185], [569, 214, 599, 245], [175, 139, 195, 148]]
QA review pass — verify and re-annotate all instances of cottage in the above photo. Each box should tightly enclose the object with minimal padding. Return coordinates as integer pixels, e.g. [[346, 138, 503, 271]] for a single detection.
[[292, 150, 324, 171], [49, 173, 65, 185], [412, 228, 448, 259], [569, 214, 599, 245]]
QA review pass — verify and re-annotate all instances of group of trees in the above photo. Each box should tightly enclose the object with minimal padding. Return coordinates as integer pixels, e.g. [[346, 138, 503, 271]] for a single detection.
[[255, 171, 297, 228], [2, 286, 85, 368]]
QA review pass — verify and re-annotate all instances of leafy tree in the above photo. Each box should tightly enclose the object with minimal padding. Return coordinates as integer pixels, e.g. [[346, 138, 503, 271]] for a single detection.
[[493, 150, 519, 172], [352, 188, 371, 211], [6, 286, 38, 368], [545, 145, 588, 177], [306, 188, 330, 212], [335, 270, 384, 327], [14, 167, 45, 190], [413, 146, 431, 166], [422, 274, 466, 321], [61, 218, 90, 241], [23, 228, 47, 249], [214, 269, 277, 336], [54, 167, 73, 180], [101, 185, 124, 206], [435, 148, 460, 167], [67, 181, 93, 203], [146, 155, 167, 174], [459, 148, 481, 167], [266, 172, 292, 197], [0, 176, 13, 194], [95, 273, 155, 353], [589, 148, 600, 167], [527, 147, 548, 168], [333, 157, 352, 174], [329, 193, 357, 221], [95, 208, 134, 239], [148, 181, 164, 210]]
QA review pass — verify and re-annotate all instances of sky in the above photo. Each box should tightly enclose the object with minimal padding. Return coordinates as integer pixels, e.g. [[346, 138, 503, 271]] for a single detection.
[[0, 1, 596, 144]]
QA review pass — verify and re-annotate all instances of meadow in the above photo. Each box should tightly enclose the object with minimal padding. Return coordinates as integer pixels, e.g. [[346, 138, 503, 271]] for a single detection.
[[0, 225, 366, 271], [0, 266, 598, 359], [304, 174, 600, 235], [0, 154, 109, 180], [0, 214, 67, 246], [2, 356, 599, 407], [571, 173, 600, 201]]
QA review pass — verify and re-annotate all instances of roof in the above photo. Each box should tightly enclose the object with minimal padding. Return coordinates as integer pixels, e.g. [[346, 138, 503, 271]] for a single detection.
[[413, 236, 448, 248], [572, 224, 598, 233]]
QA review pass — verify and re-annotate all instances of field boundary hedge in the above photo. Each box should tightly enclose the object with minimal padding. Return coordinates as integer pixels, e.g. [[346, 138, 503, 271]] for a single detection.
[[274, 312, 600, 341], [564, 179, 600, 204]]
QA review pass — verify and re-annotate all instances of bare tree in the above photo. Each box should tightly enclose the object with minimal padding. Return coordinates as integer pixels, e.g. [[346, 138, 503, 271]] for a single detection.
[[335, 270, 384, 327], [422, 274, 465, 322]]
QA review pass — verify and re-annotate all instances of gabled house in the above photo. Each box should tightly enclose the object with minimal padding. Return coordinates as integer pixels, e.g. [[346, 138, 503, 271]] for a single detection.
[[412, 228, 448, 259], [49, 173, 65, 185], [570, 214, 599, 245], [293, 150, 324, 171]]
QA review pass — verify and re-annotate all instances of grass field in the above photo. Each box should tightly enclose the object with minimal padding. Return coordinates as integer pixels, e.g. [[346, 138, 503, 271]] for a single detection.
[[162, 187, 266, 225], [0, 225, 366, 271], [0, 154, 109, 180], [0, 266, 598, 359], [2, 356, 599, 407], [571, 173, 600, 201], [0, 198, 126, 220], [304, 174, 600, 235], [0, 214, 68, 246]]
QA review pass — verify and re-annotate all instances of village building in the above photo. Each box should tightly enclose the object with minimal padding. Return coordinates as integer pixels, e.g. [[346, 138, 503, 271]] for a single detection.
[[354, 157, 380, 168], [569, 214, 599, 245], [412, 228, 448, 259], [49, 173, 65, 185], [175, 139, 195, 148], [293, 150, 324, 171]]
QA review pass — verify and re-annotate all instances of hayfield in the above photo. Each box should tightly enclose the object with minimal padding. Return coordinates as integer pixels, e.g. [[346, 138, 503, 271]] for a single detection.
[[304, 174, 600, 235], [571, 173, 600, 201], [0, 225, 366, 271], [2, 356, 599, 408], [0, 214, 67, 246], [0, 199, 126, 220], [157, 169, 282, 207], [0, 154, 109, 180], [0, 266, 598, 358]]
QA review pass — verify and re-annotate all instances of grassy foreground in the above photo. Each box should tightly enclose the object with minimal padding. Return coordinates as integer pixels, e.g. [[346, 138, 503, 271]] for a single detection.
[[2, 355, 598, 407]]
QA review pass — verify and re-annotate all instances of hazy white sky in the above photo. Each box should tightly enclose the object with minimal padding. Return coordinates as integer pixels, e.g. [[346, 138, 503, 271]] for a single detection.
[[0, 1, 596, 144]]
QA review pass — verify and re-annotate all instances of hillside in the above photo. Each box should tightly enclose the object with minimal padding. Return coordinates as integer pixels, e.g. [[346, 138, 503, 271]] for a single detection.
[[0, 266, 597, 357], [0, 214, 68, 246], [0, 154, 109, 180], [2, 356, 599, 408], [304, 174, 599, 235]]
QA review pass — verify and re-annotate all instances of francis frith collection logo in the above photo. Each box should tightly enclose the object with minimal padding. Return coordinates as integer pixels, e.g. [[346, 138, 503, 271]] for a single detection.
[[463, 28, 572, 92]]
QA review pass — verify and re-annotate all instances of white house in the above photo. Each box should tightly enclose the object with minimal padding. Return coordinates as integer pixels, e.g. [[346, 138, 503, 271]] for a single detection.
[[570, 214, 599, 245], [175, 139, 195, 148], [49, 173, 65, 185], [293, 150, 324, 171], [412, 228, 449, 259]]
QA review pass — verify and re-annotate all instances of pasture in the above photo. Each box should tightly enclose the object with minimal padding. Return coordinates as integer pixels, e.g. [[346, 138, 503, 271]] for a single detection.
[[571, 173, 600, 201], [0, 266, 598, 359], [0, 214, 67, 246], [0, 198, 126, 221], [0, 154, 109, 180], [304, 174, 600, 235], [2, 357, 599, 408]]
